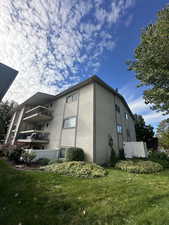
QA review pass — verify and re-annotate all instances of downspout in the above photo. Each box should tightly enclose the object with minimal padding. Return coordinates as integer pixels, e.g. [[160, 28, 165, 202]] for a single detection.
[[114, 95, 120, 153]]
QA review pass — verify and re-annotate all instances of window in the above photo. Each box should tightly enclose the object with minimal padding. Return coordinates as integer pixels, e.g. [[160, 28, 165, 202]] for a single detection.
[[125, 113, 129, 120], [117, 125, 122, 134], [63, 117, 76, 128], [66, 93, 78, 103], [115, 104, 120, 113]]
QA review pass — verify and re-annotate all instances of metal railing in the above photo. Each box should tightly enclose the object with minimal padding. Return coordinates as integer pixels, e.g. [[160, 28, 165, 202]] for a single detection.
[[17, 131, 49, 141], [24, 105, 52, 118]]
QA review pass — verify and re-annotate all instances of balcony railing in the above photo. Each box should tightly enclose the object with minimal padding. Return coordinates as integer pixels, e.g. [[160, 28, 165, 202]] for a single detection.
[[23, 106, 52, 123], [17, 130, 49, 143]]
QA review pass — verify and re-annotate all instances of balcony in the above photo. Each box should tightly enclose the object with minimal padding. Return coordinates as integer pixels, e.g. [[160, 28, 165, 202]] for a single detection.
[[23, 106, 52, 123], [17, 130, 49, 144]]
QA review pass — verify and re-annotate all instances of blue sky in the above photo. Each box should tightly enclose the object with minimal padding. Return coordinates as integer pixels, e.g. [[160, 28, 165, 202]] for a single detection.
[[1, 0, 169, 129]]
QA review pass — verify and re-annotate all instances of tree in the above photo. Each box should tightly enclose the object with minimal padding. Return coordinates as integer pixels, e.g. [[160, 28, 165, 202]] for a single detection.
[[134, 114, 154, 145], [157, 119, 169, 149], [128, 5, 169, 114], [157, 119, 169, 135], [0, 101, 18, 142]]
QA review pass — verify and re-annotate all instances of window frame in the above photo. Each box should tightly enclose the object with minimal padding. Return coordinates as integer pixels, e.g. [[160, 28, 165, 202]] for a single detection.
[[125, 112, 129, 120], [117, 124, 123, 134], [63, 116, 77, 129], [66, 93, 78, 103]]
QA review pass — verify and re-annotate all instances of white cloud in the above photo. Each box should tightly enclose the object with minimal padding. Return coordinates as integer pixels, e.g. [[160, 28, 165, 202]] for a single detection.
[[120, 81, 168, 126], [124, 14, 133, 27], [0, 0, 134, 104], [128, 95, 168, 125], [143, 112, 168, 124], [129, 97, 150, 114]]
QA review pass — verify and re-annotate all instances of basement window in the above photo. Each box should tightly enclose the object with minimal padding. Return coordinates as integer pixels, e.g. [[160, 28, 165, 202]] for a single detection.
[[63, 117, 76, 128]]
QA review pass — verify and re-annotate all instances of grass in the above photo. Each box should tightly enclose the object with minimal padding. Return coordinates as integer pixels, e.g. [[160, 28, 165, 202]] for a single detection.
[[1, 160, 169, 225]]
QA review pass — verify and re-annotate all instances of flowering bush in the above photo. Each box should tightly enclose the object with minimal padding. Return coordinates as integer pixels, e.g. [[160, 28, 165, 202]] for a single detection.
[[41, 161, 106, 178], [115, 160, 163, 174]]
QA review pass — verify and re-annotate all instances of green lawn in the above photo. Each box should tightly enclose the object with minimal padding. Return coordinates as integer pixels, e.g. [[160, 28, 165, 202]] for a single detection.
[[1, 160, 169, 225]]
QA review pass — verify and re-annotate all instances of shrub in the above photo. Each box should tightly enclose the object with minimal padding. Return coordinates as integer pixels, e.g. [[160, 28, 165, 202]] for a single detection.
[[0, 144, 10, 157], [115, 160, 163, 174], [21, 151, 36, 165], [35, 158, 50, 166], [7, 145, 24, 163], [110, 148, 118, 167], [108, 135, 118, 167], [119, 148, 125, 160], [65, 147, 84, 162], [148, 151, 169, 168], [41, 161, 106, 178]]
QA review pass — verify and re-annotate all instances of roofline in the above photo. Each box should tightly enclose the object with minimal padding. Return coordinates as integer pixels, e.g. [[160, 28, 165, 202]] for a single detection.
[[16, 75, 135, 120], [22, 92, 55, 105], [54, 75, 135, 120], [15, 92, 55, 111], [93, 76, 135, 120]]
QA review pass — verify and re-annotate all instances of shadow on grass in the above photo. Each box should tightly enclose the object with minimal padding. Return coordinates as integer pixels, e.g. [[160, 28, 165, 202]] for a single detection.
[[0, 160, 91, 225]]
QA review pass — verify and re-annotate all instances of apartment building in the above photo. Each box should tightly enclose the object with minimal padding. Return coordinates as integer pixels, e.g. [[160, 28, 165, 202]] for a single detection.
[[5, 76, 136, 164]]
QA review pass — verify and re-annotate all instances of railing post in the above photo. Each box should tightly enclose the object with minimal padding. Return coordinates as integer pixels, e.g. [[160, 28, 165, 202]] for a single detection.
[[12, 107, 25, 145], [5, 112, 16, 144]]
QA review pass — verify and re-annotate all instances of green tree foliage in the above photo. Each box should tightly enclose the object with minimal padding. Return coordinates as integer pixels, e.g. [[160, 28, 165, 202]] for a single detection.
[[134, 114, 154, 143], [128, 6, 169, 114], [157, 119, 169, 135], [0, 101, 18, 141], [157, 119, 169, 149]]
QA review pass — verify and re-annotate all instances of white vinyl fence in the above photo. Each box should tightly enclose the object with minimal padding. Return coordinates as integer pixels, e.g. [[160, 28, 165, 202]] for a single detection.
[[25, 149, 61, 161], [123, 142, 148, 159]]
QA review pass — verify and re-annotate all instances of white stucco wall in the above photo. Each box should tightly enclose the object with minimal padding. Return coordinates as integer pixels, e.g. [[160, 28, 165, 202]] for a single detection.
[[45, 84, 94, 162], [95, 83, 136, 165], [95, 83, 117, 165], [76, 83, 94, 162]]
